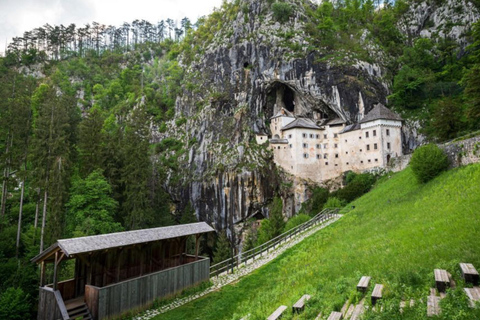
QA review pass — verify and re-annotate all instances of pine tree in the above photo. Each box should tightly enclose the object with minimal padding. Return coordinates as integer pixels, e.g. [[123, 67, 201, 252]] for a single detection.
[[78, 106, 105, 177], [213, 231, 232, 264]]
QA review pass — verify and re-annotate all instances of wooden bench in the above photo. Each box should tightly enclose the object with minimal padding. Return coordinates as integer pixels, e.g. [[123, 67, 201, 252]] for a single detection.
[[427, 295, 441, 316], [434, 269, 450, 293], [357, 276, 371, 293], [371, 284, 383, 306], [292, 294, 311, 314], [460, 263, 479, 285], [464, 287, 480, 307], [327, 311, 343, 320], [267, 305, 287, 320]]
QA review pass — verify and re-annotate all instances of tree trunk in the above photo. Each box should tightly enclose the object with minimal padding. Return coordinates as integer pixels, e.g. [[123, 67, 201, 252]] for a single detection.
[[39, 189, 48, 253], [16, 178, 25, 258], [0, 134, 10, 218]]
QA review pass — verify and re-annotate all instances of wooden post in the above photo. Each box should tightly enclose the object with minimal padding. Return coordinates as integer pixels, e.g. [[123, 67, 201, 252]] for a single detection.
[[116, 248, 122, 282], [40, 261, 46, 287], [53, 251, 59, 290]]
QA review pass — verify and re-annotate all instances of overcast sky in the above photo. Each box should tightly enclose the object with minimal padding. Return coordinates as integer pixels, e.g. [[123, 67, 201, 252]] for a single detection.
[[0, 0, 224, 54]]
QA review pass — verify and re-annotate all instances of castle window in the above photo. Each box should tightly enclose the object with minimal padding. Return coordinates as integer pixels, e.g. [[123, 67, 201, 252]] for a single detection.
[[361, 160, 364, 163], [316, 154, 321, 159], [366, 131, 369, 138], [346, 151, 348, 154], [324, 134, 327, 139], [302, 133, 307, 138], [367, 145, 370, 151], [316, 134, 320, 139], [325, 162, 329, 165], [335, 164, 338, 166], [303, 153, 309, 158], [334, 144, 338, 148], [278, 146, 281, 149], [386, 129, 390, 136], [289, 144, 292, 148], [368, 159, 371, 163], [323, 143, 328, 149], [323, 154, 328, 159], [387, 142, 391, 149], [334, 133, 338, 138], [288, 134, 292, 139], [346, 162, 349, 165], [316, 144, 321, 149], [310, 134, 314, 138], [335, 154, 339, 158], [374, 143, 378, 150], [373, 130, 377, 137], [375, 159, 378, 162], [359, 137, 362, 139], [345, 139, 348, 143], [360, 149, 362, 152], [303, 143, 308, 148]]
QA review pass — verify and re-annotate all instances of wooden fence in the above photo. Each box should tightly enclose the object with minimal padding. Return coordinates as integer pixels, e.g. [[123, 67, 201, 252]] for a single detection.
[[86, 255, 210, 319], [210, 208, 339, 277]]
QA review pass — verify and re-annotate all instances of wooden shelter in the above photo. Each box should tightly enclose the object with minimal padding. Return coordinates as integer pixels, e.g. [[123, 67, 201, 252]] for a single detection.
[[32, 222, 214, 320]]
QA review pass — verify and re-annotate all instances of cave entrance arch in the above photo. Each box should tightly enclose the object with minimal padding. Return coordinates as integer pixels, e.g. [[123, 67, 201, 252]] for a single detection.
[[265, 82, 297, 118]]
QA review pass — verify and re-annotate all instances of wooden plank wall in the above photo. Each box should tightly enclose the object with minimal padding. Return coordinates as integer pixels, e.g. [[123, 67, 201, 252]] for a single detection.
[[94, 257, 209, 319], [37, 287, 63, 320]]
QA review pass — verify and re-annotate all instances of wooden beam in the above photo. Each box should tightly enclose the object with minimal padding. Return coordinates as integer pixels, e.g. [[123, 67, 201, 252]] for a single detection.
[[55, 252, 65, 267], [195, 234, 201, 260], [53, 251, 59, 290], [40, 261, 46, 287]]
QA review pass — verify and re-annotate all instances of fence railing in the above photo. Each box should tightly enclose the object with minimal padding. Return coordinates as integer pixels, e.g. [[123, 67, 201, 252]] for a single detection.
[[210, 208, 339, 277]]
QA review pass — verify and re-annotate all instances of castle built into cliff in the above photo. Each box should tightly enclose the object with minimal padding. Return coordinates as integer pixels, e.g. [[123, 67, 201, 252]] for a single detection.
[[257, 104, 403, 182]]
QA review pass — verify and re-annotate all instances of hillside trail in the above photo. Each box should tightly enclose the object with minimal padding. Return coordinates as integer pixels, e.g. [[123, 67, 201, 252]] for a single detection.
[[133, 214, 343, 320]]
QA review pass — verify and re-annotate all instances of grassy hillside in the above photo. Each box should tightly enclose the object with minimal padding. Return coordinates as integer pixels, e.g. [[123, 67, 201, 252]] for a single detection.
[[156, 164, 480, 320]]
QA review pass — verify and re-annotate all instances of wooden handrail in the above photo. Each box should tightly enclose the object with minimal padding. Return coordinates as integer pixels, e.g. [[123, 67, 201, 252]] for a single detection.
[[53, 289, 70, 320], [210, 208, 339, 277]]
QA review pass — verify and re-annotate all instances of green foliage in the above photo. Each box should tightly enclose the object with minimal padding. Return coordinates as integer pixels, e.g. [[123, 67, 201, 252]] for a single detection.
[[157, 164, 480, 320], [410, 144, 449, 183], [283, 214, 310, 232], [323, 197, 345, 209], [334, 173, 376, 203], [272, 2, 293, 24], [213, 231, 232, 264], [0, 287, 31, 320], [299, 186, 329, 216], [66, 170, 122, 237], [256, 197, 285, 245], [429, 97, 465, 141]]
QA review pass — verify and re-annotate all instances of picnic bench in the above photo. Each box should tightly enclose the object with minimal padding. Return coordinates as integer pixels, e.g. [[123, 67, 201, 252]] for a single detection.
[[357, 276, 371, 293], [350, 303, 365, 320], [371, 284, 383, 305], [460, 263, 479, 285], [292, 294, 311, 314], [267, 305, 287, 320], [464, 287, 480, 307], [327, 311, 343, 320], [434, 269, 450, 293]]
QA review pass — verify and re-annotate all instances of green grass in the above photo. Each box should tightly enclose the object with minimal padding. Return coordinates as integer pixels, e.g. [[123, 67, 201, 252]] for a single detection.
[[154, 164, 480, 320]]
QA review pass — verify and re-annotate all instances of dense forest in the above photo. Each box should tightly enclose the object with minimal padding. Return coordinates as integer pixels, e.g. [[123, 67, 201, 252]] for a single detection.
[[0, 0, 479, 317]]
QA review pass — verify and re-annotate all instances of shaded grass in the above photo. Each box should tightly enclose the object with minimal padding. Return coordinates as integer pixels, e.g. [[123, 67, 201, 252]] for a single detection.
[[156, 164, 480, 320]]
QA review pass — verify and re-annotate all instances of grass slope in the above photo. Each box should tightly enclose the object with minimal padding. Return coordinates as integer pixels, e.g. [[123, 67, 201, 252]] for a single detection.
[[156, 164, 480, 320]]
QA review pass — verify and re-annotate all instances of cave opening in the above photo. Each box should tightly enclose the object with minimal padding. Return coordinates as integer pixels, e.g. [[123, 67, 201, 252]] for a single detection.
[[282, 86, 295, 113], [243, 62, 250, 68]]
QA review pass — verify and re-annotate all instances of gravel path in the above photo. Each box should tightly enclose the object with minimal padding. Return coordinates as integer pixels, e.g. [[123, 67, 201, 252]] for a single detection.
[[133, 214, 343, 320]]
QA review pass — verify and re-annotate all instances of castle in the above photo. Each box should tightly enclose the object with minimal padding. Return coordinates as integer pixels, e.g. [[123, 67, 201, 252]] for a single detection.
[[256, 104, 403, 182]]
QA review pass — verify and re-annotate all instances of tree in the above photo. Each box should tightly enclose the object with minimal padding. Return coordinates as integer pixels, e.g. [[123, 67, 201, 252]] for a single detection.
[[430, 97, 464, 141], [464, 65, 480, 130], [272, 2, 293, 24], [213, 231, 232, 264], [410, 144, 450, 183], [0, 287, 31, 320], [78, 106, 105, 177], [256, 197, 285, 245], [66, 170, 122, 237]]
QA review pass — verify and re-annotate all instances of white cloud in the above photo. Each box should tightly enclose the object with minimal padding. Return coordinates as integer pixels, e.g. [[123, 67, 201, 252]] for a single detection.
[[0, 0, 223, 54]]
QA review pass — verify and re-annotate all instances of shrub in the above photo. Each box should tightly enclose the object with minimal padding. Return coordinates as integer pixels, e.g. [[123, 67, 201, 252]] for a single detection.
[[299, 187, 329, 216], [272, 2, 293, 23], [0, 287, 31, 320], [335, 173, 376, 203], [410, 144, 450, 183], [324, 197, 345, 209], [213, 231, 232, 264], [284, 214, 310, 232], [256, 197, 285, 245]]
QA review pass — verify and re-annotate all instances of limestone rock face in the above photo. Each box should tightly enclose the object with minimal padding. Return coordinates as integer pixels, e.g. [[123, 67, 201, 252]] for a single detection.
[[157, 0, 476, 241]]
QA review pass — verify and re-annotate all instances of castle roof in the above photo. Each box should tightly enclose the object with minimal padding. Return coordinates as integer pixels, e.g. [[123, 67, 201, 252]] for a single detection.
[[360, 104, 402, 123], [271, 108, 295, 119], [339, 123, 361, 134], [282, 118, 321, 131], [327, 118, 346, 126]]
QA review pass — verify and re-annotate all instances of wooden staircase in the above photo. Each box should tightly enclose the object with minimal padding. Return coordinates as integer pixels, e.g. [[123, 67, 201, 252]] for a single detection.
[[65, 297, 92, 320]]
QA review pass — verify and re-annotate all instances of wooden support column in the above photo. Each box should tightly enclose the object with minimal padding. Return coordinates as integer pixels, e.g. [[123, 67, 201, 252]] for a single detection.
[[40, 261, 46, 287], [116, 248, 123, 282], [53, 252, 59, 290], [86, 253, 93, 285]]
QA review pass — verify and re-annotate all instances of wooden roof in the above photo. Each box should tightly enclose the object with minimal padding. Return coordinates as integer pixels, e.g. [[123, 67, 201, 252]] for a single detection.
[[32, 222, 214, 263]]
